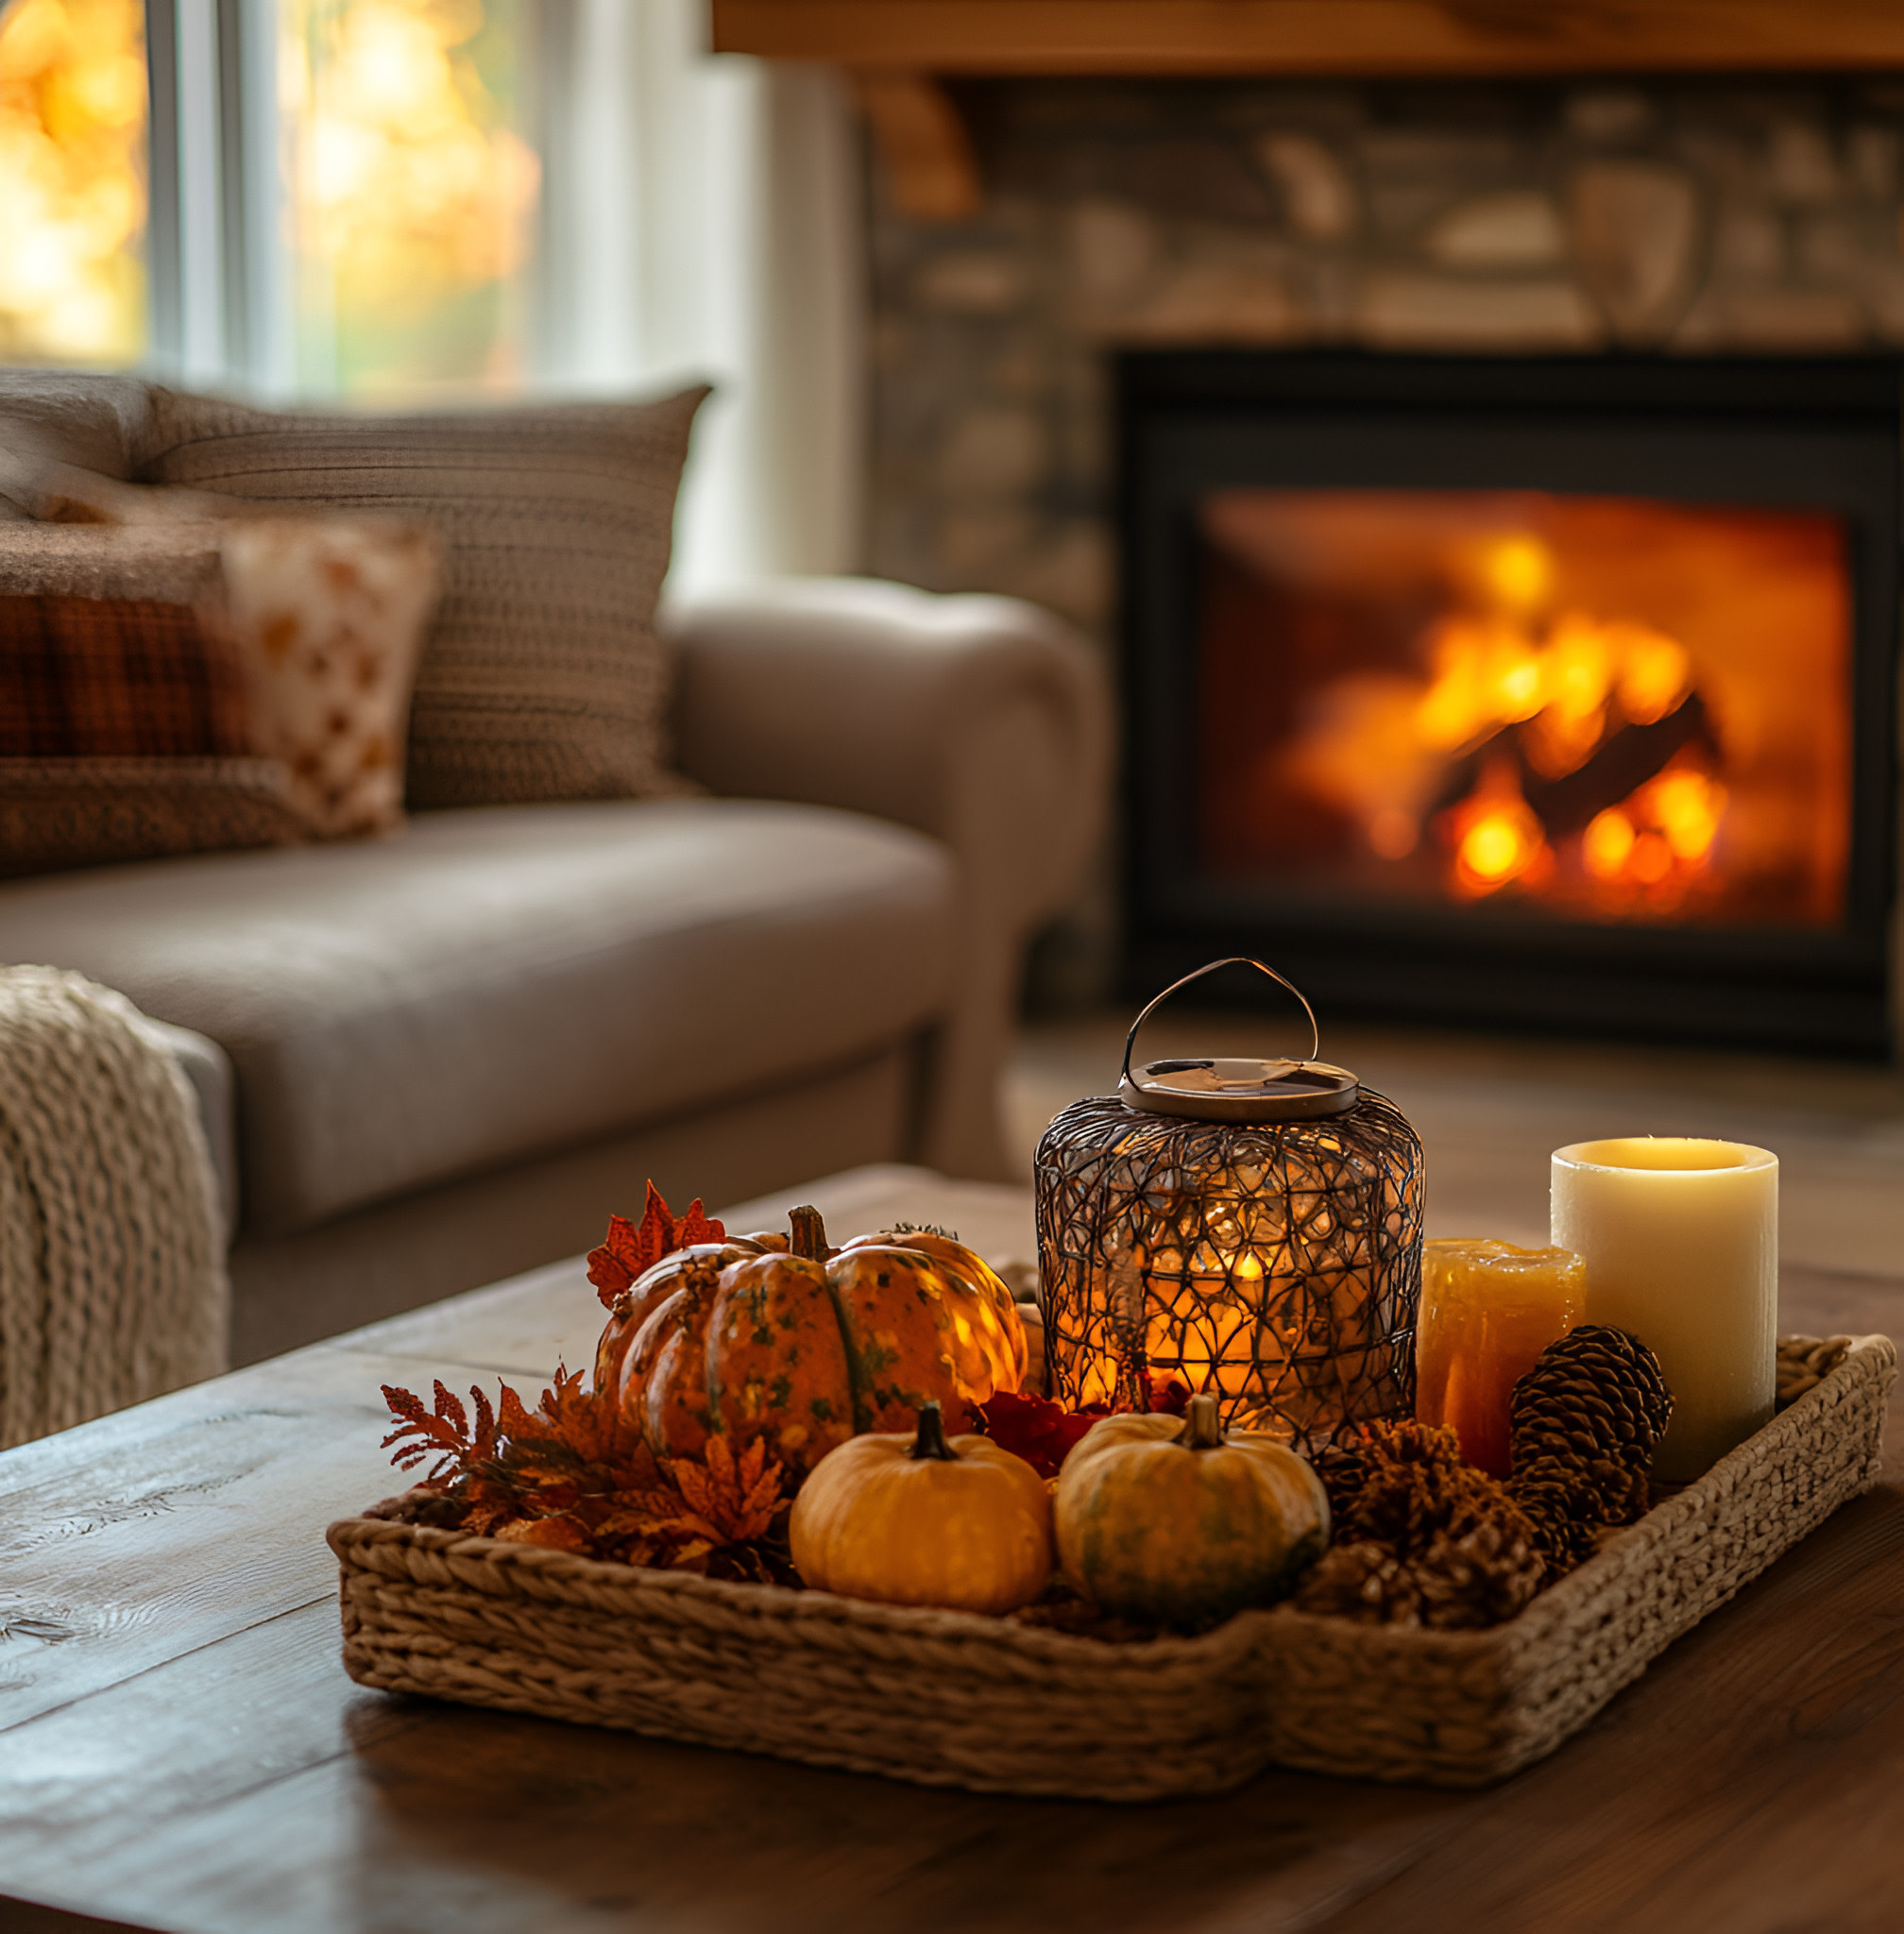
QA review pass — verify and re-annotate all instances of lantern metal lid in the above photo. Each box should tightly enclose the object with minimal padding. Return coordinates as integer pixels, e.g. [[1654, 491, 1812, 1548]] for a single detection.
[[1117, 958, 1361, 1124]]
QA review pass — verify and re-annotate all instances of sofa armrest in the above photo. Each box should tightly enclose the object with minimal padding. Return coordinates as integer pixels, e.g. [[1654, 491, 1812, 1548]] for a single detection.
[[134, 1016, 240, 1246], [662, 578, 1113, 1179]]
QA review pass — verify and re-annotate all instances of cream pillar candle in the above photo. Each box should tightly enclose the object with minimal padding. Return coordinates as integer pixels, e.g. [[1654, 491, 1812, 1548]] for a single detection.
[[1551, 1138, 1776, 1483]]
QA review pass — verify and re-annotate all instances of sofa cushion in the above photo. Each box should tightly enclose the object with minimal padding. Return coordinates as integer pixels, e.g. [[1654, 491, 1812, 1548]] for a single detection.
[[0, 371, 153, 513], [0, 799, 957, 1235], [137, 386, 707, 811]]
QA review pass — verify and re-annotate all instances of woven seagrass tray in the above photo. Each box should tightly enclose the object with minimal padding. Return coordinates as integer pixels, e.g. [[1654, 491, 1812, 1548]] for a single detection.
[[329, 1333, 1894, 1800]]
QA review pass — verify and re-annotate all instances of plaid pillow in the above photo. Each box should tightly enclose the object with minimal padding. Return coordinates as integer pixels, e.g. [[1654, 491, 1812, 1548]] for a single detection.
[[0, 593, 249, 757]]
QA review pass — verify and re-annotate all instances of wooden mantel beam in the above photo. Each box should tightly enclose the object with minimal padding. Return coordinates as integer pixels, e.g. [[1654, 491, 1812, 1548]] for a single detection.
[[712, 1, 1904, 76]]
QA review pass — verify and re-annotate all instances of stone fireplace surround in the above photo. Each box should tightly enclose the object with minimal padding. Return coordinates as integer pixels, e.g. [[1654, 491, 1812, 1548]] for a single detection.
[[862, 77, 1904, 1022]]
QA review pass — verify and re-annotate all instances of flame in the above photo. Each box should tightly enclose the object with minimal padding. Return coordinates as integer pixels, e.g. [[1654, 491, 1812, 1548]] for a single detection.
[[1414, 605, 1692, 772], [1200, 490, 1850, 929], [1578, 755, 1728, 903], [1350, 554, 1714, 906], [1439, 755, 1554, 899]]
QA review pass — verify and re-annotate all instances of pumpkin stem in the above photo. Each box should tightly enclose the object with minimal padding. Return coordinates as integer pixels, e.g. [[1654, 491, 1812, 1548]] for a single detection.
[[1182, 1393, 1225, 1450], [909, 1400, 960, 1462], [789, 1204, 827, 1262]]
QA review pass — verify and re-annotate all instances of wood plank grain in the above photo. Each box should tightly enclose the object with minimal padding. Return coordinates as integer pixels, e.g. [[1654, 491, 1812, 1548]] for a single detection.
[[0, 1347, 519, 1735], [315, 1258, 594, 1383], [711, 0, 1904, 75], [8, 1659, 1466, 1934]]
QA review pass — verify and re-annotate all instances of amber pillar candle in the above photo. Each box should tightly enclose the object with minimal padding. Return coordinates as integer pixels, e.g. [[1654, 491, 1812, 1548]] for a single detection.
[[1551, 1138, 1777, 1483], [1416, 1239, 1584, 1476]]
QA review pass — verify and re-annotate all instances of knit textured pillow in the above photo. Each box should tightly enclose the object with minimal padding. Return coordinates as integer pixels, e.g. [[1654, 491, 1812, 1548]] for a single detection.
[[138, 385, 709, 810], [0, 756, 312, 877]]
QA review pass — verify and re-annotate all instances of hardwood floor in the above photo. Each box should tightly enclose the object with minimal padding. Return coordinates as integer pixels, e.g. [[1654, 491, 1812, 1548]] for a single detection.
[[1005, 1011, 1904, 1279]]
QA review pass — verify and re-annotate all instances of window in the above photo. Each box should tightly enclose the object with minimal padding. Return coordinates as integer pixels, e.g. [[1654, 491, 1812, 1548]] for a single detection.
[[0, 0, 149, 366], [282, 0, 539, 395], [0, 0, 542, 393]]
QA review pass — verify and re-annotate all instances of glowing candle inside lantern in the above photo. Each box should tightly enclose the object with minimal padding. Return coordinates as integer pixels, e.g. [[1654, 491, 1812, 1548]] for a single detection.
[[1551, 1138, 1776, 1483], [1415, 1238, 1583, 1476], [1143, 1247, 1271, 1402]]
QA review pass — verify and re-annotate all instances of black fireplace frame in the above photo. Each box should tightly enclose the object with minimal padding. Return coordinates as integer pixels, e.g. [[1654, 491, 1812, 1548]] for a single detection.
[[1117, 351, 1899, 1057]]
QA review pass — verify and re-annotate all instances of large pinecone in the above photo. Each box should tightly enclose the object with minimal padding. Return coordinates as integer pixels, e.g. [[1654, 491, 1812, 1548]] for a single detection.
[[1507, 1325, 1672, 1568]]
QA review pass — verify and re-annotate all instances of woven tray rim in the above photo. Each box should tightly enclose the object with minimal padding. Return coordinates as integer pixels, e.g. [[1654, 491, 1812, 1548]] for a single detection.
[[328, 1332, 1895, 1662]]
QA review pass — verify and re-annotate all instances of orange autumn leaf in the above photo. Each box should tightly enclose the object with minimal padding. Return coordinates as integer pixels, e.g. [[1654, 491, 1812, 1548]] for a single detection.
[[670, 1434, 785, 1545], [381, 1379, 499, 1481], [587, 1179, 727, 1308], [492, 1515, 588, 1552], [378, 1364, 787, 1574]]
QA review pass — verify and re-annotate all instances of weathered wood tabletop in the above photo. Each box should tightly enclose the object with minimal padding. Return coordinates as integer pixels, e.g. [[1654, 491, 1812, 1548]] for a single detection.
[[3, 1163, 1903, 1934]]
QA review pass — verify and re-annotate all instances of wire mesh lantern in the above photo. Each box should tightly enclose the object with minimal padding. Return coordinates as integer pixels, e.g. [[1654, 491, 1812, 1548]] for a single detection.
[[1033, 959, 1424, 1454]]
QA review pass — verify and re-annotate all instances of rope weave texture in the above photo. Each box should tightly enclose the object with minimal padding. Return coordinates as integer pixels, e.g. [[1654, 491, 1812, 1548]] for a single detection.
[[0, 965, 228, 1448], [330, 1334, 1892, 1797]]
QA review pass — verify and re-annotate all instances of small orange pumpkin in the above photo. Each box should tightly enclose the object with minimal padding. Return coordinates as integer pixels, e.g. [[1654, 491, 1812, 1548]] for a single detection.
[[790, 1400, 1053, 1615]]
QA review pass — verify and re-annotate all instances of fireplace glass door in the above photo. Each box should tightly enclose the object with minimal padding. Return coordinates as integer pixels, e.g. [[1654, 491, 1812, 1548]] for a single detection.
[[1121, 355, 1897, 1054]]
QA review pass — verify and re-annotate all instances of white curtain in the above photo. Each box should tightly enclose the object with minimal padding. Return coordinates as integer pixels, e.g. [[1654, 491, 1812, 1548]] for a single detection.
[[542, 0, 867, 593]]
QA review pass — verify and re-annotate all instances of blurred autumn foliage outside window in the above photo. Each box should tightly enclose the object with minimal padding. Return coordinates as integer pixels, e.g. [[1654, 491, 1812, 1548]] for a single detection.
[[0, 0, 149, 367], [0, 0, 541, 394], [283, 0, 541, 395]]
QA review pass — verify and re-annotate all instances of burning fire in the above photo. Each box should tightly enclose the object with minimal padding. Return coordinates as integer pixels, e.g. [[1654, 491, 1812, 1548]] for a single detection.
[[1280, 531, 1738, 912], [1198, 490, 1849, 929]]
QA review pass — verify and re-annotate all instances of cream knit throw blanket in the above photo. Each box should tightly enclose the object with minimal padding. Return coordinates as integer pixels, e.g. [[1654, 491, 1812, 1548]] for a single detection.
[[0, 966, 228, 1449]]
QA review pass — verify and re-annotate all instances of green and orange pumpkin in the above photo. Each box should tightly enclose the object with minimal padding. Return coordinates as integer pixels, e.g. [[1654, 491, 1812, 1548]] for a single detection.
[[598, 1206, 1028, 1478]]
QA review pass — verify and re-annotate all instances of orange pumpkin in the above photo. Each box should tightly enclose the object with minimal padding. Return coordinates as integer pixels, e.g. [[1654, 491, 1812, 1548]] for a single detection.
[[612, 1206, 1026, 1478], [591, 1231, 786, 1397], [838, 1227, 1029, 1391]]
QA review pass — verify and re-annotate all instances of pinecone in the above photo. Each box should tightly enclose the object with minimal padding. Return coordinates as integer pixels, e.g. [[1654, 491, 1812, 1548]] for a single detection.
[[1334, 1417, 1500, 1551], [1292, 1419, 1547, 1629], [1507, 1325, 1672, 1569], [1294, 1541, 1420, 1623], [1293, 1522, 1544, 1631], [1310, 1439, 1367, 1526]]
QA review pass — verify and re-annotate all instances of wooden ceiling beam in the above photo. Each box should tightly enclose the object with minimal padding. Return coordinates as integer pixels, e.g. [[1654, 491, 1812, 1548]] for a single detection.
[[712, 1, 1904, 76], [856, 73, 983, 221]]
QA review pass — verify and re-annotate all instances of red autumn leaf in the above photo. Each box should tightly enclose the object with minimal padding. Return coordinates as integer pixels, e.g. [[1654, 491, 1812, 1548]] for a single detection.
[[586, 1179, 727, 1308], [978, 1390, 1114, 1480], [1147, 1374, 1194, 1417], [978, 1377, 1199, 1479]]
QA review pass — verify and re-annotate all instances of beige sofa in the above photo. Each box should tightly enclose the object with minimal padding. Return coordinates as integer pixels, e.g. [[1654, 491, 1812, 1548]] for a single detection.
[[0, 566, 1109, 1366]]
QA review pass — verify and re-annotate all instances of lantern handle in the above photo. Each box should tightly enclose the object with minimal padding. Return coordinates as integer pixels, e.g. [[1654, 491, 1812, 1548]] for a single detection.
[[1121, 958, 1322, 1090]]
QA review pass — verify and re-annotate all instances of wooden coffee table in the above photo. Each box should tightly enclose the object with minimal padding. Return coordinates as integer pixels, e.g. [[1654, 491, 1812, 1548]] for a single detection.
[[3, 1162, 1902, 1934]]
